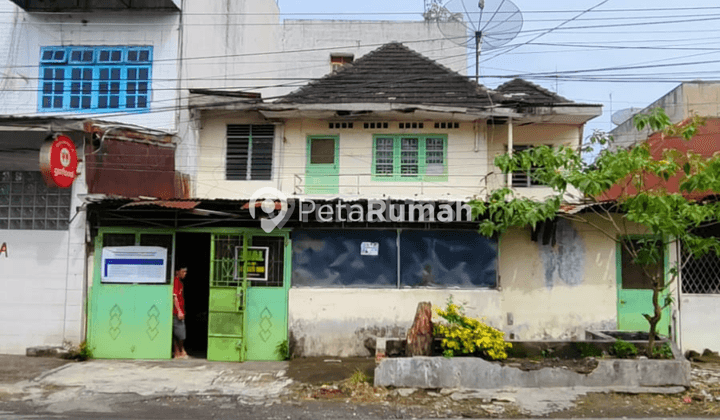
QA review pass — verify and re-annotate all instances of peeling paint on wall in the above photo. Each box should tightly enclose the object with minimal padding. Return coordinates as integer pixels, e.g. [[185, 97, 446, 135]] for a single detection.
[[539, 219, 585, 287]]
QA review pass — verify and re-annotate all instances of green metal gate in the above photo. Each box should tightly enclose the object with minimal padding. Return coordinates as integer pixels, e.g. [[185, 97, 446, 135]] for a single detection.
[[88, 229, 174, 359], [207, 231, 289, 362]]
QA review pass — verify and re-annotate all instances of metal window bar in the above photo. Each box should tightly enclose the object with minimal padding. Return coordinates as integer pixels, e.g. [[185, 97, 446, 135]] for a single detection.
[[375, 137, 394, 176], [681, 240, 720, 294], [212, 234, 243, 288], [400, 137, 419, 176]]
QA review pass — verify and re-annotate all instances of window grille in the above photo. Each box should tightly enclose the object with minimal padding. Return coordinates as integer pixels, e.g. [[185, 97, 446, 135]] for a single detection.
[[682, 240, 720, 294], [510, 145, 545, 188], [0, 171, 72, 230], [39, 46, 152, 112]]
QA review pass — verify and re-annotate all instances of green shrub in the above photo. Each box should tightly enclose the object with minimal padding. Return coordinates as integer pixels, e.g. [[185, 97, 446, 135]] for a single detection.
[[575, 342, 603, 358], [610, 339, 638, 358], [433, 301, 511, 360], [275, 340, 289, 360], [652, 343, 673, 359], [64, 341, 93, 361], [348, 368, 371, 385]]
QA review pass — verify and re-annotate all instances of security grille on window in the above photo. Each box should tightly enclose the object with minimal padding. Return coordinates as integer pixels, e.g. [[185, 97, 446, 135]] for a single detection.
[[226, 124, 274, 181], [510, 145, 543, 188], [373, 135, 447, 180], [39, 46, 152, 112], [682, 227, 720, 294], [0, 171, 72, 230]]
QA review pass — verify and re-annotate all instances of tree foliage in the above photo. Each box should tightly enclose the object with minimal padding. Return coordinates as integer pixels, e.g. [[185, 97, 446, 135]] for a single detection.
[[470, 108, 720, 355]]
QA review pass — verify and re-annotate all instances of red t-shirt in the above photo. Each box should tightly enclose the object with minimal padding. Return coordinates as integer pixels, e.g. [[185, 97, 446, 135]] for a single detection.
[[173, 276, 185, 317]]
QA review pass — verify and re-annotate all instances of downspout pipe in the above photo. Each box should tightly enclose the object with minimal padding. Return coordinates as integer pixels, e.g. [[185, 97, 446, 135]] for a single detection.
[[506, 118, 513, 187]]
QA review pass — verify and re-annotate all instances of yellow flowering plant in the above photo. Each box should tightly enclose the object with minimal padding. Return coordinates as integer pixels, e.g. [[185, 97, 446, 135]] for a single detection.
[[433, 300, 511, 360]]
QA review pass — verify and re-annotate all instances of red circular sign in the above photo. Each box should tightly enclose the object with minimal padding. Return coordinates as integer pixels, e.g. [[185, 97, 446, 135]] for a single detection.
[[40, 134, 78, 188]]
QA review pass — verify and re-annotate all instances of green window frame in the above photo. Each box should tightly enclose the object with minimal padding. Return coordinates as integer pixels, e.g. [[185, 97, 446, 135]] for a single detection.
[[372, 134, 448, 181]]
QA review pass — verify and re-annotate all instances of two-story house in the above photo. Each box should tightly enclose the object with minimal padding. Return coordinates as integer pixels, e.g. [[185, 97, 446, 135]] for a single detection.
[[115, 42, 603, 360]]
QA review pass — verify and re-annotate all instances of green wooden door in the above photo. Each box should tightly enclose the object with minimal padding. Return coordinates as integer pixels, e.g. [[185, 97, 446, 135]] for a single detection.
[[207, 232, 289, 362], [617, 239, 671, 336], [88, 231, 174, 359], [305, 136, 339, 194]]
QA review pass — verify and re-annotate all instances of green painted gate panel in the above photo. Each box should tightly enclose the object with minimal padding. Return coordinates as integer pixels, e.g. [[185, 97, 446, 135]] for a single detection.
[[305, 136, 339, 194], [88, 231, 173, 360], [245, 288, 287, 360], [90, 283, 172, 359]]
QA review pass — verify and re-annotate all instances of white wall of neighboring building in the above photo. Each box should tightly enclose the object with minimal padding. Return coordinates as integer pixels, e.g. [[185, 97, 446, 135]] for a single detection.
[[0, 1, 181, 131], [610, 82, 720, 149], [277, 20, 468, 98], [0, 168, 87, 355]]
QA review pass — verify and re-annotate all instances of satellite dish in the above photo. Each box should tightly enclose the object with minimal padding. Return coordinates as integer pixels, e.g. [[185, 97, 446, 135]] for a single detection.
[[426, 0, 523, 82], [611, 107, 644, 125]]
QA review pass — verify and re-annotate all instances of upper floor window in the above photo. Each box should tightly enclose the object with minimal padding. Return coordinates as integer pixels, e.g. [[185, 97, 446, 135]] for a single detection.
[[510, 144, 546, 188], [0, 171, 72, 230], [39, 46, 153, 113], [226, 124, 274, 181], [372, 135, 447, 181]]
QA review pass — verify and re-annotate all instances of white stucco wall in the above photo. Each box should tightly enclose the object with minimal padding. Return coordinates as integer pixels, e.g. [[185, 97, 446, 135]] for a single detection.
[[277, 20, 468, 98], [679, 295, 720, 353], [0, 1, 180, 131], [0, 167, 87, 354], [287, 217, 623, 357]]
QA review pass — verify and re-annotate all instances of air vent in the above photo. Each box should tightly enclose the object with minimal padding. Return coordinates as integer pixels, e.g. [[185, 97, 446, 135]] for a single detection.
[[434, 122, 460, 129], [399, 122, 424, 129], [329, 122, 354, 129], [363, 122, 389, 129]]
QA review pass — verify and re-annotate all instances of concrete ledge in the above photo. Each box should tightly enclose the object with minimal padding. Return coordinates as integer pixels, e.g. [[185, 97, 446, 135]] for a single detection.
[[374, 356, 690, 388]]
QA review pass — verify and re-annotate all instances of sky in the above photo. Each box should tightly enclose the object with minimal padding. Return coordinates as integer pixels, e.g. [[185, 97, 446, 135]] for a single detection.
[[276, 0, 720, 142]]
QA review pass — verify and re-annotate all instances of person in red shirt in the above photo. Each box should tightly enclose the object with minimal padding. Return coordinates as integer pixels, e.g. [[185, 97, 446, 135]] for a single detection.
[[172, 267, 188, 359]]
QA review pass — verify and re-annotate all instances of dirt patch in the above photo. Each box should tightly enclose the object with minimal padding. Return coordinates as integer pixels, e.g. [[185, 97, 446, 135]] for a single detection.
[[502, 356, 600, 374], [0, 355, 72, 384], [287, 357, 376, 385]]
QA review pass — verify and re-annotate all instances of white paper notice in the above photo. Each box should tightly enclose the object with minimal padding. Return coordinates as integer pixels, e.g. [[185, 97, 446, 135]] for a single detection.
[[101, 246, 168, 284]]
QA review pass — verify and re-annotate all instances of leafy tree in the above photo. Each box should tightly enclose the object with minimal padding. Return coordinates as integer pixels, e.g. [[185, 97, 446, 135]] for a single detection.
[[470, 108, 720, 355]]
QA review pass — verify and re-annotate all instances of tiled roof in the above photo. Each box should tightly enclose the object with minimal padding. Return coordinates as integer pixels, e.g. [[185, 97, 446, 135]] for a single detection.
[[495, 78, 574, 105], [278, 42, 505, 108]]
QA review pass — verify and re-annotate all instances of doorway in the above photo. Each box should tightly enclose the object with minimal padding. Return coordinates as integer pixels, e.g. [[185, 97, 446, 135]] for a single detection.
[[616, 237, 670, 336], [175, 232, 211, 358]]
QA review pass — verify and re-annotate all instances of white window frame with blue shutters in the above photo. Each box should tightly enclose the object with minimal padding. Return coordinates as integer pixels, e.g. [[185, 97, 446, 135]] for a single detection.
[[38, 46, 153, 113]]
